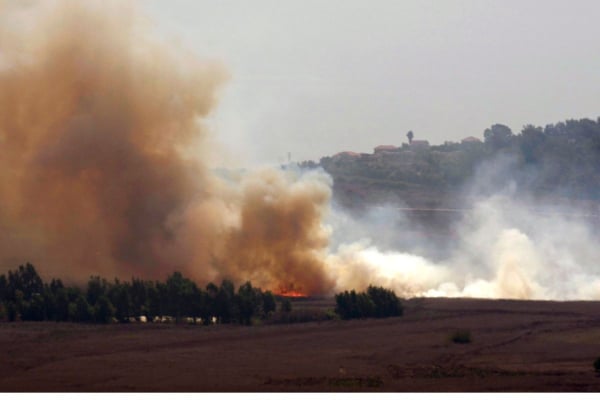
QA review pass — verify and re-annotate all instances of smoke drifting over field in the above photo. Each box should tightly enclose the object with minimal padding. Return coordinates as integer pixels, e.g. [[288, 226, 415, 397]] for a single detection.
[[1, 1, 599, 300], [328, 181, 600, 300]]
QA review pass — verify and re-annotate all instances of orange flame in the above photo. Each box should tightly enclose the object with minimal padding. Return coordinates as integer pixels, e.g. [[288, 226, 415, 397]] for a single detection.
[[275, 285, 308, 298], [276, 290, 308, 298]]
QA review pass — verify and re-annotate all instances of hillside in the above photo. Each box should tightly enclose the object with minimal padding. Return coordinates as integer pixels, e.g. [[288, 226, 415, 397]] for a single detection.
[[301, 118, 600, 213]]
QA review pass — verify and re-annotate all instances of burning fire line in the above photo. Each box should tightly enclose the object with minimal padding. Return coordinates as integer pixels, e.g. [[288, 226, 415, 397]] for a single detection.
[[275, 289, 308, 298]]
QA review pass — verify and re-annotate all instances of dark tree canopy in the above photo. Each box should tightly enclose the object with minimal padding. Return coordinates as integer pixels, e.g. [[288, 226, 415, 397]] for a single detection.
[[484, 123, 513, 149], [335, 286, 403, 320], [0, 264, 288, 325], [312, 117, 600, 202]]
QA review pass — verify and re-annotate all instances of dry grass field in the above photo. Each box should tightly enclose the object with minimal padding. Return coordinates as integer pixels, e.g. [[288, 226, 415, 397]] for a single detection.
[[1, 297, 600, 392]]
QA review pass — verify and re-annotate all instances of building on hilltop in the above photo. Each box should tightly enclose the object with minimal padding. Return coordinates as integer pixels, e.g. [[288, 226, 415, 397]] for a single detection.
[[410, 140, 429, 149], [374, 145, 398, 153]]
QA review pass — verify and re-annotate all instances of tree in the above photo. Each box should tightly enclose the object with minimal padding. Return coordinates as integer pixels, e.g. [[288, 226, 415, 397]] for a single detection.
[[13, 289, 24, 319], [0, 274, 7, 302], [146, 282, 161, 319], [262, 291, 276, 316], [49, 278, 65, 296], [484, 123, 513, 149], [21, 293, 45, 321], [108, 279, 131, 322], [93, 295, 115, 323], [165, 272, 196, 322], [205, 282, 219, 322], [7, 263, 44, 302], [236, 282, 261, 325], [215, 280, 237, 323], [53, 286, 71, 322], [356, 292, 376, 318], [73, 295, 93, 322], [366, 286, 403, 318], [129, 278, 149, 317], [335, 287, 403, 320], [189, 286, 208, 324], [406, 130, 414, 144], [67, 302, 78, 322], [519, 124, 545, 164], [335, 290, 362, 319], [86, 276, 108, 306]]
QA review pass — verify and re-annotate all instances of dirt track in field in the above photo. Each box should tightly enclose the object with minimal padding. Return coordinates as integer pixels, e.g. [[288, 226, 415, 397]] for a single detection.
[[2, 297, 600, 392]]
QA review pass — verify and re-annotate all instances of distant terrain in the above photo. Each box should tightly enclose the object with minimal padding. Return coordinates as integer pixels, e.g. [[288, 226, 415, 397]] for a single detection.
[[300, 118, 600, 214], [2, 298, 600, 392]]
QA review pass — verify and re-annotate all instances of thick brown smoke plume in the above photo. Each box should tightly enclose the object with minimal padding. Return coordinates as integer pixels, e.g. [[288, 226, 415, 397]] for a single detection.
[[223, 168, 333, 294], [0, 1, 334, 294]]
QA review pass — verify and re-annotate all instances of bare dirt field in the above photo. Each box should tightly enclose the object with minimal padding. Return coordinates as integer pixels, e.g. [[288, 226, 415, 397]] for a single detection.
[[2, 297, 600, 392]]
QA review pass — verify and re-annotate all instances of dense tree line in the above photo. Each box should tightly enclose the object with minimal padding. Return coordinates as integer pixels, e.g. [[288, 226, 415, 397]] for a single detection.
[[0, 264, 409, 325], [0, 263, 277, 325], [334, 286, 403, 320], [314, 117, 600, 201], [479, 119, 600, 198]]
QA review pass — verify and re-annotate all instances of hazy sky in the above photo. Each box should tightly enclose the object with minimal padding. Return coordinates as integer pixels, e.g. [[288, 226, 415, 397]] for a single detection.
[[142, 0, 600, 165]]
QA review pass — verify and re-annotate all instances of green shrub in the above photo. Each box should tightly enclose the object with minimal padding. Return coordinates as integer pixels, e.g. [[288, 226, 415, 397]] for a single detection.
[[334, 286, 403, 320], [366, 286, 403, 317], [325, 309, 340, 320], [451, 330, 471, 344]]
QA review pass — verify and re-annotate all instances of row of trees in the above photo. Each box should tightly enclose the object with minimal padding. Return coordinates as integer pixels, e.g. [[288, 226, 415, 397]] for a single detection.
[[1, 264, 406, 325], [335, 286, 403, 320], [0, 263, 278, 325]]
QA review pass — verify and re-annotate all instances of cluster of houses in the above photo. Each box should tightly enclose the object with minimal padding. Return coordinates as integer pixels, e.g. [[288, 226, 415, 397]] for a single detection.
[[332, 133, 482, 160]]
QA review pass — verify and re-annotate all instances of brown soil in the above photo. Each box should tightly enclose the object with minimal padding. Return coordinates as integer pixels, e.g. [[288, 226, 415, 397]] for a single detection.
[[2, 297, 600, 392]]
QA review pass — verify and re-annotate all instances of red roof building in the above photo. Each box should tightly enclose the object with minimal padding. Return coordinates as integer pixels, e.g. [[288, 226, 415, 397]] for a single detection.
[[374, 145, 398, 153]]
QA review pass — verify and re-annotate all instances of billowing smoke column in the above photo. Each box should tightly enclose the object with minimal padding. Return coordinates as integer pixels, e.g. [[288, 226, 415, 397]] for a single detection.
[[0, 1, 333, 294], [222, 168, 334, 294], [2, 1, 599, 300]]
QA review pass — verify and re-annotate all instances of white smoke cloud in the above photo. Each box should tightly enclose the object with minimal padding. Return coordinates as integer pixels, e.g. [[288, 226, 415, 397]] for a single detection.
[[324, 172, 600, 300]]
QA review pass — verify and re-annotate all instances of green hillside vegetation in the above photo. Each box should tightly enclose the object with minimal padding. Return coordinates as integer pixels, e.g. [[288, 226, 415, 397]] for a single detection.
[[303, 118, 600, 208]]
